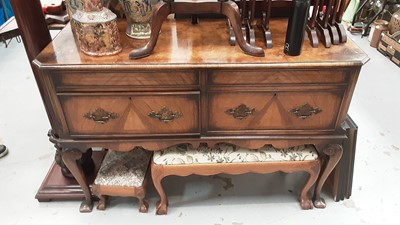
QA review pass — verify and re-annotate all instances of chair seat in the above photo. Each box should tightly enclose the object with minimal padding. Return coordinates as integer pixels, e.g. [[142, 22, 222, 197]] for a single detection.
[[153, 143, 318, 165], [94, 148, 151, 187]]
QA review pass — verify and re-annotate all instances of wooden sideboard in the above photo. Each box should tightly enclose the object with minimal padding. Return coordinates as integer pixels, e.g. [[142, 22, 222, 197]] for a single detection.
[[33, 18, 368, 211]]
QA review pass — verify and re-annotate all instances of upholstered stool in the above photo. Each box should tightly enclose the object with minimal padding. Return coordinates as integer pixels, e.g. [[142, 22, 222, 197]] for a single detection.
[[151, 143, 321, 215], [92, 148, 152, 213]]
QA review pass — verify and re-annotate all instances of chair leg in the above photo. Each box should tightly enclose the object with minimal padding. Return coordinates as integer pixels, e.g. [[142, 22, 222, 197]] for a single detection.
[[221, 1, 264, 57], [129, 2, 171, 59], [306, 25, 319, 48]]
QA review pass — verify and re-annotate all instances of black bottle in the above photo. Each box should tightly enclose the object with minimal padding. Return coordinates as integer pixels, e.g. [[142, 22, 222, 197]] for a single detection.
[[284, 0, 310, 56]]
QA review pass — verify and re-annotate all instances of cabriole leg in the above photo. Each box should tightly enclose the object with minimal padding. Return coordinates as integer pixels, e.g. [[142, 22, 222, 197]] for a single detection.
[[299, 161, 321, 209], [313, 144, 343, 208], [151, 165, 168, 215], [62, 149, 93, 212]]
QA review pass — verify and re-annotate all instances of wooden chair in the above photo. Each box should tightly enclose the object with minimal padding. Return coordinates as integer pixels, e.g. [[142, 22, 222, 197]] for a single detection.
[[10, 0, 51, 69], [129, 0, 265, 59]]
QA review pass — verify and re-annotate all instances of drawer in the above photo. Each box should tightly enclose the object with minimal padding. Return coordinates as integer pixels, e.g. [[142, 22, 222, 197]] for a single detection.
[[59, 92, 199, 136], [53, 70, 199, 88], [209, 69, 348, 85], [207, 90, 343, 132]]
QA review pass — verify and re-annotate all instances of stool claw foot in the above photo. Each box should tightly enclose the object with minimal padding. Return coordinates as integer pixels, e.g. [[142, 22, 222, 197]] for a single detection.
[[300, 199, 313, 210], [313, 197, 326, 208], [79, 200, 93, 213], [139, 199, 149, 213], [156, 200, 168, 215], [96, 196, 106, 210], [313, 144, 343, 209], [96, 203, 105, 210]]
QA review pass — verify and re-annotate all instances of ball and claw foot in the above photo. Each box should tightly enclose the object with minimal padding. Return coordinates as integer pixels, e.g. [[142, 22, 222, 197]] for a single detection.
[[139, 199, 149, 213], [313, 197, 327, 208], [96, 203, 106, 210], [79, 201, 93, 213], [300, 199, 314, 210], [155, 200, 168, 215], [96, 196, 106, 210]]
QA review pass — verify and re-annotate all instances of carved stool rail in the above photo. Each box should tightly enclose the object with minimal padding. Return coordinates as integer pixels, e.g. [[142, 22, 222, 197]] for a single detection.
[[151, 143, 321, 215], [92, 148, 152, 213]]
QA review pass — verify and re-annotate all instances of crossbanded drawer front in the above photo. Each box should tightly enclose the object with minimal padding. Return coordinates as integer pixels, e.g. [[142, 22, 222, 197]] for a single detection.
[[53, 71, 199, 88], [209, 70, 348, 85], [59, 92, 199, 136], [207, 91, 343, 132]]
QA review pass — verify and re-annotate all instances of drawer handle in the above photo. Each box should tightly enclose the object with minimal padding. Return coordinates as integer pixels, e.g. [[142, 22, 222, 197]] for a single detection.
[[148, 106, 183, 123], [225, 104, 256, 120], [290, 103, 322, 119], [83, 108, 118, 124]]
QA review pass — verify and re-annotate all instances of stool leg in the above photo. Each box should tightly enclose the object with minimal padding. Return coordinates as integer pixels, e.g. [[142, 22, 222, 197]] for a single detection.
[[137, 179, 149, 213], [152, 165, 168, 215], [97, 195, 107, 210], [313, 144, 343, 208], [138, 198, 149, 213], [299, 161, 321, 210]]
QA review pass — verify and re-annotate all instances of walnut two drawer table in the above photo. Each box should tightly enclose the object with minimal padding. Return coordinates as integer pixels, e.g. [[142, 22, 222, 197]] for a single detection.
[[33, 18, 368, 211]]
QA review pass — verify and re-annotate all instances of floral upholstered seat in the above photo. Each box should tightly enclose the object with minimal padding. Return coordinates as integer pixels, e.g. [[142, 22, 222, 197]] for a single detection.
[[153, 143, 318, 165], [93, 148, 152, 212], [94, 148, 152, 187]]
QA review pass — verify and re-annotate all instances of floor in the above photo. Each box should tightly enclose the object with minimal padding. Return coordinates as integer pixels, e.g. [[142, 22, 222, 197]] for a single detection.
[[0, 28, 399, 225]]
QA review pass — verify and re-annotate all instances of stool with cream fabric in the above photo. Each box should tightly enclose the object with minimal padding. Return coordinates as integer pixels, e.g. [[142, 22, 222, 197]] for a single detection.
[[151, 143, 321, 215], [92, 148, 152, 213]]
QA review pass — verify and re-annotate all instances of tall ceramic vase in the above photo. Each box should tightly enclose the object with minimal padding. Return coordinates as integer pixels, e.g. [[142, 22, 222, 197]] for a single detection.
[[65, 0, 83, 18], [71, 0, 122, 56], [119, 0, 159, 39]]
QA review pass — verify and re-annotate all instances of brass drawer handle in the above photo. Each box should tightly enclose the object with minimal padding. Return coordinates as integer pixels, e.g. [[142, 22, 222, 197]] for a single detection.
[[290, 103, 322, 119], [225, 103, 256, 120], [148, 106, 183, 123], [83, 108, 118, 124]]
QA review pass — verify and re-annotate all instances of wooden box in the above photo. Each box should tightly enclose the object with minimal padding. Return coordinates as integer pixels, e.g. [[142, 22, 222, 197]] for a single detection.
[[378, 32, 400, 67]]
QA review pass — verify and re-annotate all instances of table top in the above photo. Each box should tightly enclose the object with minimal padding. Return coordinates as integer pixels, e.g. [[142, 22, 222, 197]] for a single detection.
[[34, 18, 369, 70]]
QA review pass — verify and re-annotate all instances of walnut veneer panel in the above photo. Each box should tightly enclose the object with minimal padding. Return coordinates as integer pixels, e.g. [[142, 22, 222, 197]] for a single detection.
[[209, 69, 348, 85], [208, 90, 343, 132], [54, 71, 199, 88], [59, 92, 200, 136]]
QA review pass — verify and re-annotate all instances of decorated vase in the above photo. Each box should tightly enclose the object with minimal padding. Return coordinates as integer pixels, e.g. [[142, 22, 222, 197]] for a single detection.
[[389, 9, 400, 35], [71, 0, 122, 56], [119, 0, 159, 39], [65, 0, 83, 18]]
